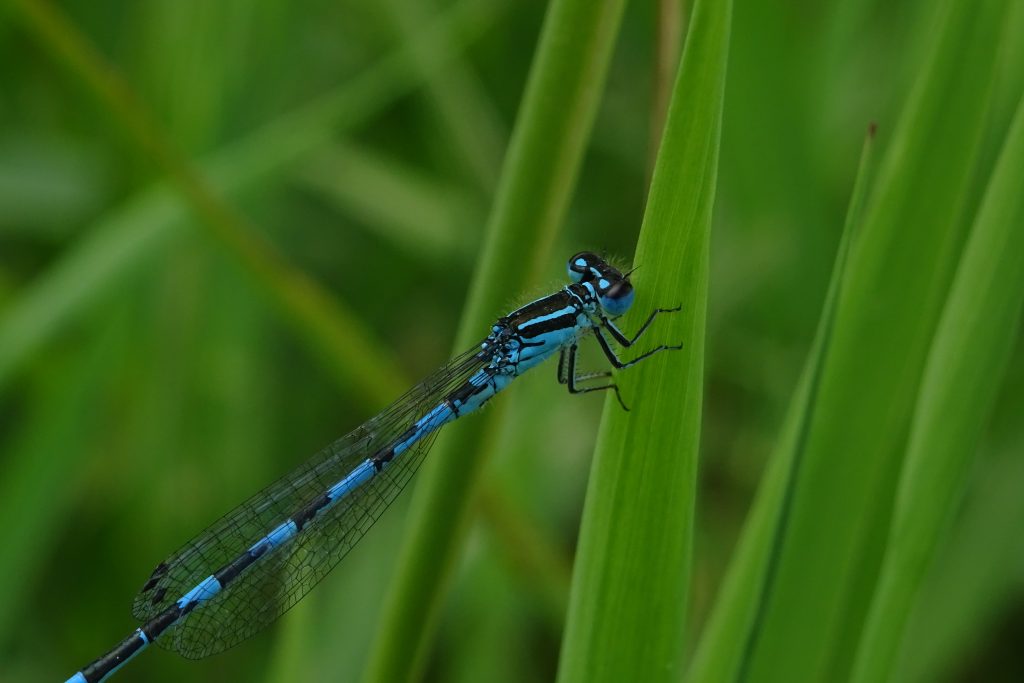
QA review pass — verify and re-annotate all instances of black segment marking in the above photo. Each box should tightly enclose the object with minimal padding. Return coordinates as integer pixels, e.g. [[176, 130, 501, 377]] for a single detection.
[[214, 550, 259, 586], [145, 605, 184, 641], [79, 631, 148, 683], [292, 493, 331, 531]]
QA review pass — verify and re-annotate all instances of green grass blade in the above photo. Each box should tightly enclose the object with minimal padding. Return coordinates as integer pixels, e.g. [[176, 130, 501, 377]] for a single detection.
[[555, 0, 731, 680], [362, 0, 631, 680], [648, 0, 686, 180], [851, 93, 1024, 683], [740, 2, 1011, 680], [686, 124, 876, 683]]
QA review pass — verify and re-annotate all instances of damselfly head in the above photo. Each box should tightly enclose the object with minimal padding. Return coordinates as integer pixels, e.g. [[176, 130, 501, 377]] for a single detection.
[[597, 278, 634, 316]]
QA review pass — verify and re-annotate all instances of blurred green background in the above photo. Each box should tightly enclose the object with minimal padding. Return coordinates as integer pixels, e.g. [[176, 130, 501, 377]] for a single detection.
[[1, 0, 1022, 682]]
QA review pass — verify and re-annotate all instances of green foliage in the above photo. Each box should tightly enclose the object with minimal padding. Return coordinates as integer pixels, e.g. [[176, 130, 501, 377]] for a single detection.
[[686, 123, 877, 683], [736, 3, 1013, 681], [852, 93, 1024, 683], [2, 0, 1023, 682], [556, 0, 730, 680], [364, 0, 631, 679]]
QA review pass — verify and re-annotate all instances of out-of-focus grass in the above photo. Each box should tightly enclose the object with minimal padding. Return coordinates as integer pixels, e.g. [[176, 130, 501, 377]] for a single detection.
[[363, 0, 632, 679], [686, 122, 876, 683], [0, 0, 503, 396], [2, 0, 1023, 682], [737, 2, 1012, 681], [852, 92, 1024, 683]]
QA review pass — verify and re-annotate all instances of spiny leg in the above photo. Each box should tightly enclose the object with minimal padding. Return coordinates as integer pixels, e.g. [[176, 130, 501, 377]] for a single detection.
[[558, 347, 613, 385], [560, 344, 629, 411], [599, 305, 682, 347], [592, 327, 682, 370]]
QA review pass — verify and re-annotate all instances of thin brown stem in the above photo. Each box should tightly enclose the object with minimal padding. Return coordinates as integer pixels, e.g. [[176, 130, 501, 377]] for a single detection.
[[648, 0, 687, 187]]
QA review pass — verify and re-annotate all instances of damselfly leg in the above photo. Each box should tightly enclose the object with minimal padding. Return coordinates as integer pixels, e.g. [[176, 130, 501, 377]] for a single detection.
[[557, 304, 683, 411], [558, 343, 627, 409], [599, 304, 683, 346]]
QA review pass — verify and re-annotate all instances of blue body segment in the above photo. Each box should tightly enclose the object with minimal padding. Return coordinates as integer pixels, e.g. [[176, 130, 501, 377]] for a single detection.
[[326, 461, 374, 501], [66, 252, 680, 683], [250, 520, 298, 552], [176, 576, 222, 609], [394, 403, 457, 456]]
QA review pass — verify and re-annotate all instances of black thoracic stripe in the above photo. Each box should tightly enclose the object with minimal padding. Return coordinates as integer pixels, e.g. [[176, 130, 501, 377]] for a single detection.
[[292, 493, 331, 531], [506, 292, 576, 331], [511, 293, 569, 319], [517, 312, 577, 338]]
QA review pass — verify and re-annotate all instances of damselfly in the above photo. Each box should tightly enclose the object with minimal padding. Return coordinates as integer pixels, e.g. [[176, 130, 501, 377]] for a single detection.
[[66, 252, 681, 683]]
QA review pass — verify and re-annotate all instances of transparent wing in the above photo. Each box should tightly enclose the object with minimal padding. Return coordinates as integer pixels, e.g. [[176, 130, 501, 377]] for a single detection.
[[132, 344, 487, 658]]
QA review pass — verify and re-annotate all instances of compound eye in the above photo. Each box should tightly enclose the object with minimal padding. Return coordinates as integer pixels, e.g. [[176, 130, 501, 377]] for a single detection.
[[567, 252, 594, 282], [599, 279, 635, 316]]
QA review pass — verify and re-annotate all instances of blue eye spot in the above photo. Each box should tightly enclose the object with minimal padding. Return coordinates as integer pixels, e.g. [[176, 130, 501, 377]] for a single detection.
[[598, 279, 609, 289], [568, 252, 606, 283]]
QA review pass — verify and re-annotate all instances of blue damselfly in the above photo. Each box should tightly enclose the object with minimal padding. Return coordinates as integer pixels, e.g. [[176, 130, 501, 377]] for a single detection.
[[66, 252, 680, 682]]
